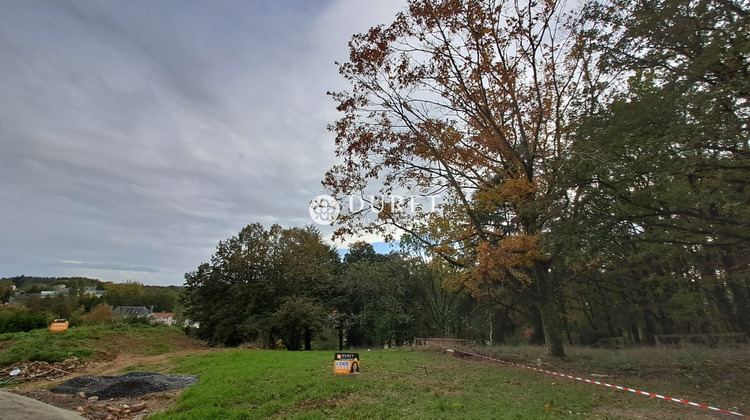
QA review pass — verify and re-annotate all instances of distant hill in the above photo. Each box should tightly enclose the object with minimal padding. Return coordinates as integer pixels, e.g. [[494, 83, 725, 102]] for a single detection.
[[1, 275, 104, 292], [1, 276, 183, 293]]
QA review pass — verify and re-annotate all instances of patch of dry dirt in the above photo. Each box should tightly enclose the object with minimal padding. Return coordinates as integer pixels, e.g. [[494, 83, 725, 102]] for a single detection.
[[10, 348, 214, 392], [8, 335, 218, 419], [20, 388, 183, 420], [0, 358, 85, 383], [592, 402, 733, 420]]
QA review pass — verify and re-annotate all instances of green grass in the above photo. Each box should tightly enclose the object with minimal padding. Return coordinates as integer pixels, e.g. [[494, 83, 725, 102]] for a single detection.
[[153, 349, 601, 419], [0, 328, 95, 365], [151, 347, 749, 419], [480, 344, 750, 404], [3, 324, 745, 418], [0, 324, 185, 366]]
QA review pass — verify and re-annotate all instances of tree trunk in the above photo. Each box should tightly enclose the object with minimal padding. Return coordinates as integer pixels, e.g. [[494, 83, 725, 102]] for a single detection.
[[657, 309, 675, 335], [643, 308, 657, 346], [722, 253, 750, 333], [488, 309, 493, 346], [630, 323, 641, 345], [529, 306, 545, 345], [536, 267, 565, 357], [710, 285, 739, 332], [559, 295, 573, 345], [304, 327, 312, 351], [603, 305, 616, 337], [727, 279, 750, 333]]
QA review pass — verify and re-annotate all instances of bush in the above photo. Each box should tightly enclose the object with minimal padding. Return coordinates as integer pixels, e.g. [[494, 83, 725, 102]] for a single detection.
[[124, 315, 152, 326], [182, 325, 199, 338], [0, 309, 48, 333], [77, 303, 113, 326]]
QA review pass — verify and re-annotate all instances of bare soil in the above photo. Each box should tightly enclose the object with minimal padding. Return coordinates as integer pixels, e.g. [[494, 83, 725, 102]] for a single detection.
[[7, 334, 216, 419], [0, 358, 85, 383], [20, 388, 183, 420]]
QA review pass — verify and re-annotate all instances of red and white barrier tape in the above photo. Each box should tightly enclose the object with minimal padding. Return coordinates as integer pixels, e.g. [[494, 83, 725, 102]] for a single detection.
[[433, 344, 747, 418]]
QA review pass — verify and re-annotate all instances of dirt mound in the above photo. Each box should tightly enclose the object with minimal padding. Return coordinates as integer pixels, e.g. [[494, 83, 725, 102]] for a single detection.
[[51, 372, 198, 400]]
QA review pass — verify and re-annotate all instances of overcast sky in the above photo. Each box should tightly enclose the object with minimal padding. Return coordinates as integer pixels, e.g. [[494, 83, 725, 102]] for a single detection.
[[0, 0, 406, 285]]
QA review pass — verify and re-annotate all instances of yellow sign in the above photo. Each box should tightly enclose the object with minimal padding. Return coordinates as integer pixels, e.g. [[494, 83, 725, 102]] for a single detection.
[[334, 353, 360, 375], [48, 318, 69, 332]]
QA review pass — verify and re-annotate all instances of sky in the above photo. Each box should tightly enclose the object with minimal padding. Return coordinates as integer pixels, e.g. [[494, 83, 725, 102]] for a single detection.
[[0, 0, 407, 286]]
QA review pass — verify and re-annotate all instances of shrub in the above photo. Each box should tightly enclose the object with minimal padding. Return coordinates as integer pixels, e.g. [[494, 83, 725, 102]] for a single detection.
[[80, 303, 113, 325], [0, 308, 48, 334], [124, 315, 151, 326]]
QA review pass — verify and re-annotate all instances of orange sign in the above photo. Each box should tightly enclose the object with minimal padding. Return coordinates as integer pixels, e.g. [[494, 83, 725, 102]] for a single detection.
[[334, 352, 360, 375], [48, 318, 69, 332]]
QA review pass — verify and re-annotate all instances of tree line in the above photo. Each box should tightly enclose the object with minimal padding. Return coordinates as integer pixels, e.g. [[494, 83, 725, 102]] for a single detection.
[[1, 276, 182, 324], [183, 0, 748, 354], [320, 0, 749, 356], [181, 224, 481, 348]]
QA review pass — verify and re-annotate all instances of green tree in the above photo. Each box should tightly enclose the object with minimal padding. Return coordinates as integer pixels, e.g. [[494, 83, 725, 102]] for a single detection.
[[0, 280, 15, 303], [272, 296, 326, 350], [141, 286, 181, 312], [336, 252, 416, 347], [181, 224, 340, 347], [182, 224, 283, 346], [102, 281, 145, 307], [401, 251, 467, 338], [77, 294, 101, 312], [558, 0, 750, 338], [277, 225, 341, 302], [47, 294, 77, 318], [343, 242, 384, 264]]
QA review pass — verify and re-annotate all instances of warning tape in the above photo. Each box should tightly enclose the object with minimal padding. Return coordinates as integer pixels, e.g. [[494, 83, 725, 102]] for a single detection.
[[431, 344, 747, 418]]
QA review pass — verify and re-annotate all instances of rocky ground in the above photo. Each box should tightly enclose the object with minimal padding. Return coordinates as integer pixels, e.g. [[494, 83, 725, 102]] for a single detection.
[[51, 372, 198, 400], [0, 358, 85, 385], [3, 334, 214, 419], [19, 388, 183, 420]]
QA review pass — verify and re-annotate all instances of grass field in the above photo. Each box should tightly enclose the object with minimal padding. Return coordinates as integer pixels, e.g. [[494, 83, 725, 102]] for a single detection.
[[151, 347, 748, 419], [0, 324, 192, 366], [1, 326, 746, 418]]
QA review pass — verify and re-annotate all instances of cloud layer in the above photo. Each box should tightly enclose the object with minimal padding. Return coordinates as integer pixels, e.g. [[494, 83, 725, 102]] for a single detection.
[[0, 0, 406, 285]]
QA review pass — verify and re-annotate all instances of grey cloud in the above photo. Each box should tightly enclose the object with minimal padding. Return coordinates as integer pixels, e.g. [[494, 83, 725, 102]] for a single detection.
[[0, 0, 407, 285]]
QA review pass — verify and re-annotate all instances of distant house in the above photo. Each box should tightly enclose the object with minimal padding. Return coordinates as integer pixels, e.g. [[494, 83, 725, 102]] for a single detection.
[[151, 312, 175, 326], [84, 286, 105, 297], [112, 306, 155, 321], [41, 287, 70, 297]]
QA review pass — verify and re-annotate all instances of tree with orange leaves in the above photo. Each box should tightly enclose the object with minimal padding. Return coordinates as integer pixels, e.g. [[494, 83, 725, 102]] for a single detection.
[[324, 0, 601, 356]]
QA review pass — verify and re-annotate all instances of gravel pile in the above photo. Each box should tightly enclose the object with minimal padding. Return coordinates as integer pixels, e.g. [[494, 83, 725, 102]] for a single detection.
[[51, 371, 198, 400]]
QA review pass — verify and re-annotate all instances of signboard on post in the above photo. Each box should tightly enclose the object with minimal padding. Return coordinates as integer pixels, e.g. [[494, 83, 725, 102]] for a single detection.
[[48, 318, 69, 332], [334, 352, 360, 375]]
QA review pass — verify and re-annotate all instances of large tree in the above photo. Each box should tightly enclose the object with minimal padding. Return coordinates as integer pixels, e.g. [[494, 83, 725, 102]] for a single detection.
[[181, 224, 339, 347], [324, 0, 595, 356], [558, 0, 750, 337], [336, 250, 417, 347]]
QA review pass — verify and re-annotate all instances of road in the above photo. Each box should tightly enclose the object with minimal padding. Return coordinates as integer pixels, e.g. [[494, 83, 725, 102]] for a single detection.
[[0, 390, 82, 419]]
